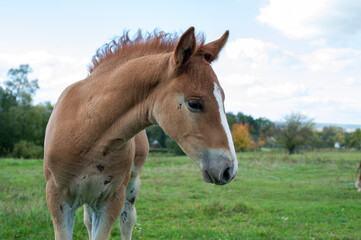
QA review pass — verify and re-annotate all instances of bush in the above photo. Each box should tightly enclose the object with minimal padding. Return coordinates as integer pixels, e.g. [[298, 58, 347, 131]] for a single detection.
[[166, 138, 185, 155], [231, 123, 256, 152], [12, 140, 43, 159]]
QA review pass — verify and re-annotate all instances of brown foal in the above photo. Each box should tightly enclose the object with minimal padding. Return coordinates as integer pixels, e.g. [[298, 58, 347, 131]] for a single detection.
[[44, 27, 238, 240]]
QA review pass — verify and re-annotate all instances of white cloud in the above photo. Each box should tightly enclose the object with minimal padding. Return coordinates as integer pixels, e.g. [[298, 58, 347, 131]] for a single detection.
[[300, 48, 361, 72], [295, 96, 330, 105], [257, 0, 330, 39], [246, 83, 306, 98], [0, 51, 90, 103], [344, 77, 356, 85], [257, 0, 361, 39], [309, 39, 326, 46], [220, 73, 257, 87], [226, 38, 278, 61], [224, 38, 298, 69]]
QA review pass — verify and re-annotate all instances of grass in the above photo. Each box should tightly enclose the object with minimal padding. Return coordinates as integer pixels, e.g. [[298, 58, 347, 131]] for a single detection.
[[1, 151, 361, 239]]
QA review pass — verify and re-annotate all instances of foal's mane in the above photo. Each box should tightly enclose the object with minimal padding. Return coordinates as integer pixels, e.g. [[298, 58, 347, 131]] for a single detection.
[[88, 30, 205, 73]]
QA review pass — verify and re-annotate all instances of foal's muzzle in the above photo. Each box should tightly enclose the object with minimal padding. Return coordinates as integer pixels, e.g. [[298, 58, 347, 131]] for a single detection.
[[200, 150, 237, 185], [202, 166, 236, 185]]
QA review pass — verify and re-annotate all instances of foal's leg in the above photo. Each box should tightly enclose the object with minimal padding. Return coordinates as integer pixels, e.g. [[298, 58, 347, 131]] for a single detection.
[[119, 171, 141, 240], [89, 184, 128, 240], [46, 178, 76, 240], [83, 204, 93, 239], [119, 131, 148, 240]]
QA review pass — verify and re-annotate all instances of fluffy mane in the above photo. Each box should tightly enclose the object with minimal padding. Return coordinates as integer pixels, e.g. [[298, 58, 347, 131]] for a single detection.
[[88, 29, 205, 73]]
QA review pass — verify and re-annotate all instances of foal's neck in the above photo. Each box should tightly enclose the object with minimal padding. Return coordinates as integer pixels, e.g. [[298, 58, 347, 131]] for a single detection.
[[89, 53, 172, 150]]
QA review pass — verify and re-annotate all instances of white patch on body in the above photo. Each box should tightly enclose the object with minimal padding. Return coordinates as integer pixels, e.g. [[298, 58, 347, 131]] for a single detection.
[[213, 82, 238, 174]]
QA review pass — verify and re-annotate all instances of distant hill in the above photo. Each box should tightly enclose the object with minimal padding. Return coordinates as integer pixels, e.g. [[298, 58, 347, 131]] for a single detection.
[[314, 123, 361, 132], [275, 122, 361, 132]]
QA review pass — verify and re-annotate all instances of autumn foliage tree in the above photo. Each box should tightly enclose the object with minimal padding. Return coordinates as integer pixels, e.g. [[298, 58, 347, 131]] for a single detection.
[[231, 123, 256, 152], [226, 112, 274, 148]]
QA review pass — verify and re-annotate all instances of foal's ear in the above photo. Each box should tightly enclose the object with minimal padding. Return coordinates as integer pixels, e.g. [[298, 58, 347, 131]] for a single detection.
[[199, 30, 229, 63], [173, 27, 196, 68]]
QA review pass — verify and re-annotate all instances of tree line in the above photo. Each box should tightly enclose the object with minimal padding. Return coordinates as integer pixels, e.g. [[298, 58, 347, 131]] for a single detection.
[[145, 112, 361, 155], [275, 113, 361, 154], [1, 65, 360, 158], [0, 65, 53, 158]]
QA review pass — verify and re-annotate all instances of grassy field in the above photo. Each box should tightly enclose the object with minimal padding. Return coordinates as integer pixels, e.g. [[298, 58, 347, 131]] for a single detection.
[[1, 151, 361, 239]]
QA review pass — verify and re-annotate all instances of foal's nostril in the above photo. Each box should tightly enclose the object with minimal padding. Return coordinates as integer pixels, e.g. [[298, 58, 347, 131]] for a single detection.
[[221, 167, 232, 184]]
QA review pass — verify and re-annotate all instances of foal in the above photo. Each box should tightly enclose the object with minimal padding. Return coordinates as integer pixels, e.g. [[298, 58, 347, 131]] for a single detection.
[[44, 27, 237, 240]]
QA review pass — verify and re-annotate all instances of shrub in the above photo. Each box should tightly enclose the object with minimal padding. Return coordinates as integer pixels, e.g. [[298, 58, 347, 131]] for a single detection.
[[231, 123, 256, 151], [12, 140, 43, 159]]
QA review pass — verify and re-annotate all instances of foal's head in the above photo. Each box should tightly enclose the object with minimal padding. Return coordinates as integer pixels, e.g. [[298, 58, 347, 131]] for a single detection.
[[154, 27, 237, 185]]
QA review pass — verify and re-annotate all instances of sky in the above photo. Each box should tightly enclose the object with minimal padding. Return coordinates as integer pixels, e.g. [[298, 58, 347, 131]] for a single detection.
[[0, 0, 361, 124]]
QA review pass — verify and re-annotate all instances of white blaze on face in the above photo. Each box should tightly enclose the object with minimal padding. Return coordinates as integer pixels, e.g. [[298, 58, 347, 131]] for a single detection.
[[213, 82, 238, 174]]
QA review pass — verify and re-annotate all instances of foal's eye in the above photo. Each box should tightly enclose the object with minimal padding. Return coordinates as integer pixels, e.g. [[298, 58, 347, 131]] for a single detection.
[[187, 99, 203, 112]]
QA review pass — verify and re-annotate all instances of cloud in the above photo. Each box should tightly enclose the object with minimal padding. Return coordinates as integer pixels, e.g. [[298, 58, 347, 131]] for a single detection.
[[0, 51, 90, 103], [257, 0, 330, 39], [291, 96, 330, 107], [225, 38, 297, 69], [246, 83, 306, 98], [226, 38, 278, 62], [309, 39, 326, 46], [220, 73, 257, 87], [257, 0, 361, 39], [300, 48, 361, 72], [344, 77, 358, 85]]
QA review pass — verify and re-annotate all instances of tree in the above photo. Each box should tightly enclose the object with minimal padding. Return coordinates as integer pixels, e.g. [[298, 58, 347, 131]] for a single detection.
[[309, 131, 323, 149], [31, 102, 53, 145], [320, 126, 346, 148], [231, 123, 256, 152], [226, 112, 275, 148], [350, 129, 361, 150], [0, 87, 17, 154], [4, 65, 40, 148], [4, 64, 39, 105], [276, 113, 315, 154], [0, 64, 51, 157], [226, 112, 237, 131]]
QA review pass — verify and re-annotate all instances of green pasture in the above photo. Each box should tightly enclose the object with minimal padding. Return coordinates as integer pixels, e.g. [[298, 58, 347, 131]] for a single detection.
[[1, 151, 361, 239]]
